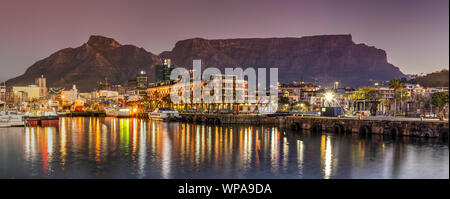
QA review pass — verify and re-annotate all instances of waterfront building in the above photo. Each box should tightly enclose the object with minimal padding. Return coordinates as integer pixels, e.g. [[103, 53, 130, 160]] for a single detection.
[[136, 70, 148, 96], [9, 85, 40, 103], [280, 82, 321, 111], [78, 92, 93, 104], [35, 75, 47, 99], [0, 85, 6, 105], [127, 70, 149, 97], [93, 90, 119, 99], [110, 84, 126, 95], [147, 74, 270, 113], [374, 86, 395, 100], [61, 85, 78, 105], [154, 59, 173, 83], [427, 87, 449, 93]]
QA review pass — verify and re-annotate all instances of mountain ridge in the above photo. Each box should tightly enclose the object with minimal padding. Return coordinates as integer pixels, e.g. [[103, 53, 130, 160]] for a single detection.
[[160, 34, 404, 87]]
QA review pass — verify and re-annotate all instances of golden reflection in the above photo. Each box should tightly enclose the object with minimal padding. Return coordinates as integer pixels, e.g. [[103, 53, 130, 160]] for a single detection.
[[255, 128, 260, 168], [95, 118, 101, 164], [297, 140, 304, 175], [321, 135, 333, 179], [30, 127, 36, 168], [132, 119, 138, 158], [138, 120, 147, 178], [161, 123, 171, 179], [25, 127, 31, 163], [195, 125, 200, 166], [214, 127, 219, 168], [282, 135, 288, 171], [101, 123, 108, 161], [201, 125, 205, 165], [60, 117, 67, 168], [270, 127, 280, 174]]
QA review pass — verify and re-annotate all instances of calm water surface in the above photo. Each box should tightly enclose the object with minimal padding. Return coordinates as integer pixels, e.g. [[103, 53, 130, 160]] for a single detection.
[[0, 117, 448, 179]]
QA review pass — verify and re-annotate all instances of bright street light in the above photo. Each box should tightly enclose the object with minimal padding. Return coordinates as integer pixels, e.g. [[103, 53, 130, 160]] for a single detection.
[[324, 92, 334, 102]]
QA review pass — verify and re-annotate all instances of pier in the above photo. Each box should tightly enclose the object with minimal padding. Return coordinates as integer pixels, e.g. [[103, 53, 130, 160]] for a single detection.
[[180, 113, 449, 138]]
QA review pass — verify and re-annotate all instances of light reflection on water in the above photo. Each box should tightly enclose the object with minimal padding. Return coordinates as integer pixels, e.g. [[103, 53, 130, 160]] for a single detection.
[[0, 117, 448, 179]]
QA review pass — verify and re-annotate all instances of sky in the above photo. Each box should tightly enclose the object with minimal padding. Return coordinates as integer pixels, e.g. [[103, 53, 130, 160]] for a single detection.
[[0, 0, 448, 82]]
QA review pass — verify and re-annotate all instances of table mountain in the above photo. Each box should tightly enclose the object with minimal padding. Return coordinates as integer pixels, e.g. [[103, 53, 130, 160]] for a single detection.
[[160, 34, 405, 87], [6, 35, 162, 91]]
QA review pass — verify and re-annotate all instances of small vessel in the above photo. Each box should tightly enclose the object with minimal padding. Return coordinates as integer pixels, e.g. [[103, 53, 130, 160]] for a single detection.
[[6, 110, 25, 127], [23, 116, 40, 126], [40, 111, 60, 126], [57, 111, 68, 116], [148, 108, 182, 121], [105, 106, 131, 118], [0, 110, 25, 127], [0, 113, 11, 128]]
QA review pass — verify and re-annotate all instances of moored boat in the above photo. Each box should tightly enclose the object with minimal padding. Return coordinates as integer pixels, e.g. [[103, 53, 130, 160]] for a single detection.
[[0, 114, 11, 128], [23, 116, 40, 126], [0, 110, 25, 127], [148, 108, 182, 121], [105, 106, 131, 118], [7, 110, 25, 127], [40, 112, 60, 126]]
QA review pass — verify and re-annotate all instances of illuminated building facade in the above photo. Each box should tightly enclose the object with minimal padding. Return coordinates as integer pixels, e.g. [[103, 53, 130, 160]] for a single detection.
[[147, 74, 272, 113]]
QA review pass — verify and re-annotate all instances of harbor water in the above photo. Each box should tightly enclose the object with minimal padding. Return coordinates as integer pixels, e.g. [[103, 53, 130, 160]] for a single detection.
[[0, 117, 448, 179]]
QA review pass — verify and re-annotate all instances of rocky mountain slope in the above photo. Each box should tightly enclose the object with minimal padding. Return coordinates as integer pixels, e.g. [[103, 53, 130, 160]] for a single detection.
[[6, 35, 162, 91], [412, 70, 449, 87]]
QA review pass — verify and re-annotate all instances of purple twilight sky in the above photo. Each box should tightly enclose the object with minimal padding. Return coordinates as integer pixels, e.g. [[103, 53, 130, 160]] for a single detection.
[[0, 0, 448, 82]]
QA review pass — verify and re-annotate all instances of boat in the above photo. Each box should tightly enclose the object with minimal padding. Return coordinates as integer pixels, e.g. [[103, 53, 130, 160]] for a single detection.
[[105, 106, 131, 118], [6, 110, 25, 127], [57, 111, 68, 116], [40, 112, 60, 126], [0, 110, 25, 127], [0, 113, 11, 127], [148, 108, 182, 121], [22, 111, 59, 126], [23, 116, 40, 126]]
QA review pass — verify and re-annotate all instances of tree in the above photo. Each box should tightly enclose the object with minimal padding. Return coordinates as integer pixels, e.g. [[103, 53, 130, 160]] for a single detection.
[[389, 78, 403, 115], [162, 95, 172, 108], [431, 92, 449, 118], [278, 96, 290, 111], [351, 87, 378, 112], [414, 93, 427, 117], [379, 98, 390, 115], [395, 89, 411, 114]]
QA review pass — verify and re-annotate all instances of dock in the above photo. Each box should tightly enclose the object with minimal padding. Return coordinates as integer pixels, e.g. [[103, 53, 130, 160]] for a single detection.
[[180, 113, 449, 138]]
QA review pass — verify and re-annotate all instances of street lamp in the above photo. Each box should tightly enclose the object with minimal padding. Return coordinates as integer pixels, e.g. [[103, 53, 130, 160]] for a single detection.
[[324, 92, 335, 107], [325, 92, 334, 102]]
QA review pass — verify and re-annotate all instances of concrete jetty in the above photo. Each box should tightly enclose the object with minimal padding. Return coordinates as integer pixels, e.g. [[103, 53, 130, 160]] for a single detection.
[[180, 113, 449, 138]]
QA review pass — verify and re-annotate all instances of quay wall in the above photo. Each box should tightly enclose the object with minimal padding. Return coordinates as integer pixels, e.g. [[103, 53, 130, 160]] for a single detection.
[[180, 113, 449, 138]]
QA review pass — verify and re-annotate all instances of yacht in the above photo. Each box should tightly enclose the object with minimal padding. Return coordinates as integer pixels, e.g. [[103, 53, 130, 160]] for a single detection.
[[105, 106, 131, 118], [148, 108, 182, 121], [0, 113, 11, 127], [0, 110, 25, 127]]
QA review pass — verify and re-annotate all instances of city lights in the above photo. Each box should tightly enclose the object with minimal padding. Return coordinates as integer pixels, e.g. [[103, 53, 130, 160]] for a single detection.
[[324, 92, 334, 102]]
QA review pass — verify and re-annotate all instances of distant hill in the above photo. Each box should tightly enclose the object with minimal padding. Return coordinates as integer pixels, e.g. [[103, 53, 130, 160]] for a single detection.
[[6, 34, 405, 91], [412, 70, 449, 87], [6, 35, 162, 91]]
